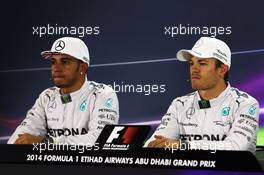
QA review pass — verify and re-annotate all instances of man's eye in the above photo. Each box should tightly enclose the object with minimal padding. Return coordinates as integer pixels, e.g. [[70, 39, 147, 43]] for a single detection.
[[200, 62, 207, 65], [62, 60, 70, 64], [189, 62, 193, 66], [51, 60, 55, 65]]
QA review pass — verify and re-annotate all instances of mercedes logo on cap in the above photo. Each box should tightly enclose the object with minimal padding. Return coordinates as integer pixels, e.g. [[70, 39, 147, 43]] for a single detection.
[[55, 40, 65, 51]]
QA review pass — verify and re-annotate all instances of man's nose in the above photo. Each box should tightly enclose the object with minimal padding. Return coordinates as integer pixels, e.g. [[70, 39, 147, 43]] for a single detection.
[[191, 63, 200, 73], [52, 63, 63, 72]]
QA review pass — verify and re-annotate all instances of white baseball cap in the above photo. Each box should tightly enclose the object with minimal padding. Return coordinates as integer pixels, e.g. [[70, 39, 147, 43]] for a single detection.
[[176, 37, 231, 69], [41, 37, 90, 65]]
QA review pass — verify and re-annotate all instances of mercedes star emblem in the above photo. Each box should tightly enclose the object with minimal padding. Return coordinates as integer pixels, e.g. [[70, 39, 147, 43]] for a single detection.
[[55, 40, 65, 51]]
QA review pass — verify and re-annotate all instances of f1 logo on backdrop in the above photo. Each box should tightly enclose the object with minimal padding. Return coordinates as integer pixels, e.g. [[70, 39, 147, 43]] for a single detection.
[[96, 125, 151, 150]]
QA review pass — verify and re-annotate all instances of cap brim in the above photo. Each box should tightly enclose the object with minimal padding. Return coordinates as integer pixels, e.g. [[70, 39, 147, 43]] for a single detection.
[[41, 51, 66, 59], [176, 49, 193, 61], [176, 49, 211, 61]]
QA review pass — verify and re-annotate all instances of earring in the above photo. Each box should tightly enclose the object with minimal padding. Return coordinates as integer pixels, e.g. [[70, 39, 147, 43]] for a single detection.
[[80, 72, 83, 75]]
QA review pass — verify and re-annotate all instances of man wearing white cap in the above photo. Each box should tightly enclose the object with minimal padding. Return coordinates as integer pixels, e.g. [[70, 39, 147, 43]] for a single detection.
[[8, 37, 119, 145], [145, 37, 259, 153]]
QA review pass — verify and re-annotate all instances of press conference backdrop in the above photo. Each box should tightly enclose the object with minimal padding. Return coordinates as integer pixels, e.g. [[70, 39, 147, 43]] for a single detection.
[[0, 0, 263, 172]]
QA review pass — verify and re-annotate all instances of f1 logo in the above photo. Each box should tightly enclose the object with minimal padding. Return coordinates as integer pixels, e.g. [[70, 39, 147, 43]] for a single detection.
[[105, 126, 139, 144], [97, 125, 151, 150], [106, 126, 124, 143]]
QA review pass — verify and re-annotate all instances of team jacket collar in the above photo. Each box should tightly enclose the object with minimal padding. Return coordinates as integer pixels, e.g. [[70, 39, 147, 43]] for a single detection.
[[54, 77, 91, 99], [194, 83, 231, 109]]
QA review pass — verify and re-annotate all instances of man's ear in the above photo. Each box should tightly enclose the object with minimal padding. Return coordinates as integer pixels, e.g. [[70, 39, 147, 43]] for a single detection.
[[80, 63, 88, 73], [220, 64, 228, 77]]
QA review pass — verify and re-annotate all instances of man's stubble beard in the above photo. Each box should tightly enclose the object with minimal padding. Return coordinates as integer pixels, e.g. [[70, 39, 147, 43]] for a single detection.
[[52, 64, 81, 89]]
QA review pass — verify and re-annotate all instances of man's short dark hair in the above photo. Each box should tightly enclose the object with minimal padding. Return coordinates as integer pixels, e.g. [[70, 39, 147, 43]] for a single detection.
[[215, 59, 229, 82]]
